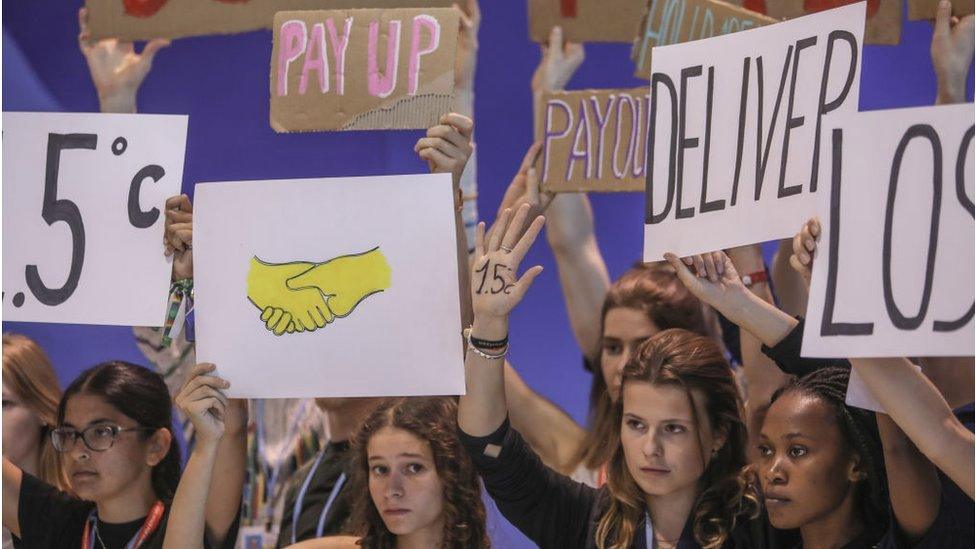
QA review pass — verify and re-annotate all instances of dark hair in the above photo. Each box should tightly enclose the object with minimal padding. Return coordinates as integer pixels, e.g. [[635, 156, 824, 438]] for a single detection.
[[348, 397, 489, 548], [597, 329, 758, 549], [769, 367, 888, 541], [573, 262, 715, 472], [57, 361, 181, 503]]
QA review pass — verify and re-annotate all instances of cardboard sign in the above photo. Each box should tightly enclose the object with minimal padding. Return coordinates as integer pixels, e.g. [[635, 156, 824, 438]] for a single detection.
[[802, 104, 975, 358], [527, 0, 647, 42], [270, 8, 458, 132], [194, 173, 465, 398], [84, 0, 453, 41], [908, 0, 974, 20], [729, 0, 901, 45], [2, 112, 187, 326], [643, 4, 864, 261], [632, 0, 778, 80], [536, 88, 650, 192]]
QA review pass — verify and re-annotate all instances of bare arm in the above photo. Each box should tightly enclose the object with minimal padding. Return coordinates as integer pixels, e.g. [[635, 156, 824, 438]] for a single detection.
[[851, 357, 974, 498], [503, 362, 586, 473], [876, 413, 942, 541], [931, 0, 974, 105], [459, 206, 546, 437], [725, 246, 791, 448], [203, 398, 247, 545], [770, 238, 808, 317], [920, 357, 975, 409], [3, 457, 23, 538], [285, 536, 360, 549]]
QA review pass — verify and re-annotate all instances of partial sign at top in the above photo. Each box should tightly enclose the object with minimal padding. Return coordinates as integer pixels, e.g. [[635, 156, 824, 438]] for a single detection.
[[631, 0, 778, 80], [728, 0, 901, 45], [802, 104, 975, 358], [527, 0, 647, 42], [84, 0, 453, 41], [2, 112, 187, 326], [907, 0, 974, 20], [270, 8, 458, 132], [643, 3, 864, 261]]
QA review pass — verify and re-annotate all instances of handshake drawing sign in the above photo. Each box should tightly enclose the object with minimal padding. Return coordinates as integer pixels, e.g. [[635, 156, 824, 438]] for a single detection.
[[246, 246, 392, 336]]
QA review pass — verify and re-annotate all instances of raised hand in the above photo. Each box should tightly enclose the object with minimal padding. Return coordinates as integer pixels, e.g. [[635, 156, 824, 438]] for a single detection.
[[415, 113, 475, 188], [497, 142, 552, 222], [471, 205, 546, 325], [931, 0, 975, 104], [285, 247, 392, 318], [663, 251, 749, 319], [164, 194, 193, 281], [789, 218, 821, 283], [454, 0, 481, 93], [174, 363, 229, 446], [531, 26, 585, 95], [78, 7, 170, 113], [246, 258, 333, 335]]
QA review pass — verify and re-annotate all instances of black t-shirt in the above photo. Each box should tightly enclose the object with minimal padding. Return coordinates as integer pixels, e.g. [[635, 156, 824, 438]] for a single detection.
[[13, 472, 239, 549], [875, 474, 974, 549], [275, 440, 352, 548]]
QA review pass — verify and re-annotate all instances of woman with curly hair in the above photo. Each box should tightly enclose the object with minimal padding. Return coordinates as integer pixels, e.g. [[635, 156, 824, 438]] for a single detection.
[[287, 397, 489, 549], [458, 206, 789, 548]]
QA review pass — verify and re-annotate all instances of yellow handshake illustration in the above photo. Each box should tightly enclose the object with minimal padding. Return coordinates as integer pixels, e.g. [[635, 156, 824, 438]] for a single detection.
[[246, 247, 392, 335]]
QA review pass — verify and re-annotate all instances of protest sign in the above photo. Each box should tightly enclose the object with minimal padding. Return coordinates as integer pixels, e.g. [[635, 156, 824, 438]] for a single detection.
[[193, 173, 465, 398], [527, 0, 647, 42], [908, 0, 974, 20], [731, 0, 901, 45], [632, 0, 777, 80], [270, 8, 458, 132], [85, 0, 453, 41], [803, 104, 975, 358], [643, 4, 864, 261], [2, 112, 186, 326], [536, 88, 650, 192]]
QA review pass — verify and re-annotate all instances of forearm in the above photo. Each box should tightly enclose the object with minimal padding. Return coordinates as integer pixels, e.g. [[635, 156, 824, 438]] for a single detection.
[[547, 194, 609, 360], [876, 413, 940, 540], [770, 238, 808, 316], [721, 289, 799, 349], [503, 362, 585, 473], [99, 88, 137, 114], [458, 317, 509, 436], [204, 401, 247, 545], [2, 458, 22, 537], [852, 357, 975, 498], [164, 440, 219, 549]]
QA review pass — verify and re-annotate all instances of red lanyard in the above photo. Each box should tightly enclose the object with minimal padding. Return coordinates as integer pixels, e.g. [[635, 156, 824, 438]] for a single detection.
[[81, 500, 165, 549]]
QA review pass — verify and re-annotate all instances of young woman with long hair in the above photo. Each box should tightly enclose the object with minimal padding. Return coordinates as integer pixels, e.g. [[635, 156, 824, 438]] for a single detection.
[[286, 397, 489, 549], [2, 360, 245, 548], [458, 205, 785, 548]]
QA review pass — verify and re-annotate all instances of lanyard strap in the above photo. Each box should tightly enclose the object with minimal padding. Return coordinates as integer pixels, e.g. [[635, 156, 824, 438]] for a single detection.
[[290, 451, 347, 544], [644, 511, 653, 549], [82, 501, 165, 549]]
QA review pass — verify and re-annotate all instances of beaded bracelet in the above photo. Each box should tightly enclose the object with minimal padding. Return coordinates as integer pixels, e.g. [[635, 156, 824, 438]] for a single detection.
[[469, 334, 509, 350], [468, 343, 507, 361]]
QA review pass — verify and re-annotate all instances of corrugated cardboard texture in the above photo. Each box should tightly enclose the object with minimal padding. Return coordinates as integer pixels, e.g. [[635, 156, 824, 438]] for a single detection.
[[731, 0, 902, 45], [631, 0, 777, 80], [86, 0, 453, 41], [270, 8, 458, 132], [527, 0, 647, 42], [908, 0, 974, 19], [534, 88, 649, 192]]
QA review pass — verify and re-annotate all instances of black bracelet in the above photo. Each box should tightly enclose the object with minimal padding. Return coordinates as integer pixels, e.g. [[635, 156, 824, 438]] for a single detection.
[[470, 334, 509, 350]]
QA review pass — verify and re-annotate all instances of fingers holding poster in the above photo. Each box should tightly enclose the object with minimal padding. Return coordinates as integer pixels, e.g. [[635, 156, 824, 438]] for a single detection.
[[2, 112, 187, 326], [643, 3, 865, 261], [270, 8, 458, 132], [802, 104, 975, 358], [193, 174, 464, 398], [535, 88, 650, 192]]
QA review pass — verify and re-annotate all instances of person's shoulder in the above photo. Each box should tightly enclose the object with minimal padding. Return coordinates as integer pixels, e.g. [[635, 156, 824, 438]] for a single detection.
[[286, 535, 361, 549]]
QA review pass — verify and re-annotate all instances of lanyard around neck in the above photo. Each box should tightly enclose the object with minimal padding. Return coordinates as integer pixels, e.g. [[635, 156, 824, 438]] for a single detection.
[[291, 448, 347, 544], [82, 500, 165, 549]]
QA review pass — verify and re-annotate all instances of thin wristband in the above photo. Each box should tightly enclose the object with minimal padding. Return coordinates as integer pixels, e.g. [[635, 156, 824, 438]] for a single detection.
[[470, 334, 509, 350], [468, 344, 507, 360]]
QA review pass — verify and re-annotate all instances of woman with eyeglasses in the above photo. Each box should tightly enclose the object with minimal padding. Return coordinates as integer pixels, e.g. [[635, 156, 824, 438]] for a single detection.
[[2, 360, 246, 548]]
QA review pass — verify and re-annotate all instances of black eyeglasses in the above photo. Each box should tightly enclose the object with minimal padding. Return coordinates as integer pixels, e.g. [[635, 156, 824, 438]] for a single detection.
[[51, 424, 156, 453]]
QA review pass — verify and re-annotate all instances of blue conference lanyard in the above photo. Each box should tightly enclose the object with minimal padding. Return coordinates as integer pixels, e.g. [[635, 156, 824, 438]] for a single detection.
[[644, 511, 653, 548], [290, 448, 347, 544]]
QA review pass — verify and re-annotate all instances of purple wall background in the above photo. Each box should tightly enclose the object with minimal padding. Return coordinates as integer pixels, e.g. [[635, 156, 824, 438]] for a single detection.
[[2, 1, 972, 546]]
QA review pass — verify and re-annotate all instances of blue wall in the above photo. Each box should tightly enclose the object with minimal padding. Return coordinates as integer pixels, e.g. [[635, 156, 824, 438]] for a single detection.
[[2, 1, 972, 545]]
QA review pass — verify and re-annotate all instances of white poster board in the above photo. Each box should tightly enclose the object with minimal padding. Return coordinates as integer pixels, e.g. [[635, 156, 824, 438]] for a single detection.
[[193, 173, 465, 398], [643, 4, 864, 260], [2, 112, 187, 326], [803, 104, 975, 358]]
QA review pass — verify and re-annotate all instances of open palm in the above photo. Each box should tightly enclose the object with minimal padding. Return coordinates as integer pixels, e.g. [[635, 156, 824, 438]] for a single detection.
[[471, 204, 545, 320]]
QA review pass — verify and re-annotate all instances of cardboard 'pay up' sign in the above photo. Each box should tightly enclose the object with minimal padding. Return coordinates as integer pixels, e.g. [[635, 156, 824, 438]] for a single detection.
[[271, 8, 459, 132]]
